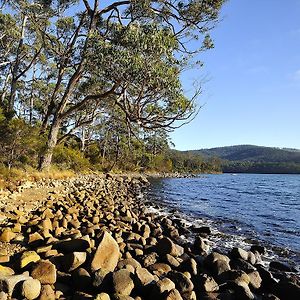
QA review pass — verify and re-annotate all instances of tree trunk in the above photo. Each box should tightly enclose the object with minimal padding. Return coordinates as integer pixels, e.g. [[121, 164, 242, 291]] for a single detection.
[[38, 117, 61, 170], [8, 14, 28, 112]]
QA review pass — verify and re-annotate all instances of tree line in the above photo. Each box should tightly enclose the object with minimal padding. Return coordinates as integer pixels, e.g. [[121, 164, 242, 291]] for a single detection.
[[0, 0, 224, 173]]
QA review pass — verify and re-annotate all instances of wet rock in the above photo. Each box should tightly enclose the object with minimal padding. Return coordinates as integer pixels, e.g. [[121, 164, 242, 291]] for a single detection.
[[91, 231, 120, 272], [250, 245, 266, 255], [197, 274, 219, 292], [226, 281, 254, 300], [156, 237, 184, 257], [168, 271, 194, 293], [257, 265, 277, 288], [21, 278, 41, 299], [248, 271, 262, 289], [274, 278, 300, 299], [112, 269, 134, 296], [270, 261, 297, 272], [192, 226, 212, 237], [194, 236, 209, 254], [231, 247, 249, 261], [230, 258, 256, 273], [31, 260, 57, 284], [212, 259, 231, 276], [180, 258, 198, 276]]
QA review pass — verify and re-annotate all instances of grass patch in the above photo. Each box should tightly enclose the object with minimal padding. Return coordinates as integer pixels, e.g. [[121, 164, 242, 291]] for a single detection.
[[0, 165, 75, 191]]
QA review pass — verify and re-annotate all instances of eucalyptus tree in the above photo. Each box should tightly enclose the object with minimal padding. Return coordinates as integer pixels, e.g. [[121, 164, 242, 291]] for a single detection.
[[0, 1, 46, 115], [1, 0, 225, 169]]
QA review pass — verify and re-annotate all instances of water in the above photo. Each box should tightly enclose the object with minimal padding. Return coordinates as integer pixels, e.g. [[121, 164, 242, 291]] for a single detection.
[[148, 174, 300, 267]]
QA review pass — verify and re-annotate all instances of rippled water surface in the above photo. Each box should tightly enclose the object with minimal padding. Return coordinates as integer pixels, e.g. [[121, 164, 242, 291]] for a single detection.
[[149, 174, 300, 264]]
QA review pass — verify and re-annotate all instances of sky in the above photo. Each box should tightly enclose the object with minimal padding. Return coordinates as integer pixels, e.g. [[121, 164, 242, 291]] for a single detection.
[[171, 0, 300, 151]]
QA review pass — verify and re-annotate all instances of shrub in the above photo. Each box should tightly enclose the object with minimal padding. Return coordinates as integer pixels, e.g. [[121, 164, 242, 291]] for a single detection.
[[53, 145, 91, 171]]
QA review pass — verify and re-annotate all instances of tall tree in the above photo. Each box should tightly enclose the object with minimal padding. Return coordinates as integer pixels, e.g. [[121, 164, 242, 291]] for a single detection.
[[1, 0, 225, 170]]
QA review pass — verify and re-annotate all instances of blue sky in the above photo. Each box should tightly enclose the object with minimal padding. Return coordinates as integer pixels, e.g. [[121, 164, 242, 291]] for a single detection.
[[171, 0, 300, 150]]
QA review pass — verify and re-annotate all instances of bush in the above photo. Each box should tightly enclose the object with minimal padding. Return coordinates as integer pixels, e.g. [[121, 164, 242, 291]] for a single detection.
[[53, 145, 91, 171]]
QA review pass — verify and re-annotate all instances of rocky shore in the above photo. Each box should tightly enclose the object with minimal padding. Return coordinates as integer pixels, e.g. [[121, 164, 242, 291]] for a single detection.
[[0, 175, 299, 300]]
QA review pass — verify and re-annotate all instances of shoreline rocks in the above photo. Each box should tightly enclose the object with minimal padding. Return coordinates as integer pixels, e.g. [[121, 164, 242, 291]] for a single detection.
[[0, 175, 299, 299]]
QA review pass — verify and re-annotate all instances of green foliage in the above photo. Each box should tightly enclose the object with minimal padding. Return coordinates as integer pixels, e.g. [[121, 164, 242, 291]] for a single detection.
[[0, 0, 226, 170], [53, 145, 90, 171], [0, 116, 43, 168]]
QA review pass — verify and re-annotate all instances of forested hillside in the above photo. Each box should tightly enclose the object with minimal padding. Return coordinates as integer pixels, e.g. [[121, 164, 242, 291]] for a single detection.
[[188, 145, 300, 174]]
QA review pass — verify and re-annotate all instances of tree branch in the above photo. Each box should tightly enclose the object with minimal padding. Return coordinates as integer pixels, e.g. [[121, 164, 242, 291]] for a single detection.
[[99, 1, 130, 15]]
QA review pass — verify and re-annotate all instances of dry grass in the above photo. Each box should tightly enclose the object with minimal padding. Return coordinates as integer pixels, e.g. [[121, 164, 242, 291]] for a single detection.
[[0, 165, 75, 191]]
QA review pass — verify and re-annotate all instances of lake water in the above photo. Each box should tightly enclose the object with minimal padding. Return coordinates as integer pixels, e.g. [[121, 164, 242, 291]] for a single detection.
[[148, 174, 300, 267]]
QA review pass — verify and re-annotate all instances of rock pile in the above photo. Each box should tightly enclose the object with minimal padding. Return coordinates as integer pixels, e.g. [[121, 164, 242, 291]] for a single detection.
[[0, 175, 299, 299]]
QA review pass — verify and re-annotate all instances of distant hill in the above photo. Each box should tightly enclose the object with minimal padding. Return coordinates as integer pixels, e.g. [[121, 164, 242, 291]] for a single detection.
[[186, 145, 300, 174]]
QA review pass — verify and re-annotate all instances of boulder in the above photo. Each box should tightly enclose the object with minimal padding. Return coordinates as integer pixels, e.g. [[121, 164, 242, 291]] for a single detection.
[[112, 269, 134, 296], [250, 245, 266, 255], [248, 271, 262, 289], [39, 284, 55, 300], [135, 267, 155, 287], [168, 271, 194, 293], [20, 251, 41, 269], [154, 278, 176, 294], [270, 261, 297, 272], [0, 273, 31, 296], [31, 260, 57, 284], [117, 258, 141, 271], [226, 281, 254, 300], [142, 252, 158, 267], [91, 231, 120, 272], [197, 274, 219, 292], [165, 289, 183, 300], [149, 263, 172, 277], [62, 252, 86, 272], [29, 232, 44, 246], [212, 259, 231, 276], [21, 278, 41, 299], [0, 229, 16, 242], [95, 293, 110, 300], [231, 247, 249, 261], [156, 237, 184, 257], [53, 238, 90, 253], [0, 266, 14, 276], [72, 268, 92, 291]]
